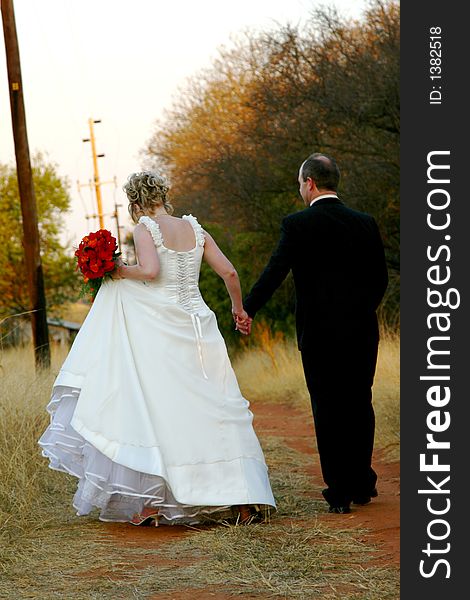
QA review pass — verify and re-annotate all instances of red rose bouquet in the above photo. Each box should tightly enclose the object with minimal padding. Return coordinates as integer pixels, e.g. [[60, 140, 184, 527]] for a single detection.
[[74, 229, 121, 300]]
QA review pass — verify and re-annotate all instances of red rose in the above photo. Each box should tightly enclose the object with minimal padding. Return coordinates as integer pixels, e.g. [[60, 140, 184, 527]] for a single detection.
[[75, 229, 121, 300]]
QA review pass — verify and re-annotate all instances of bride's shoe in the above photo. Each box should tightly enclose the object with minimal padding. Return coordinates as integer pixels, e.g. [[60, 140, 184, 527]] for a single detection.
[[235, 504, 266, 525], [130, 509, 159, 526], [237, 505, 252, 524]]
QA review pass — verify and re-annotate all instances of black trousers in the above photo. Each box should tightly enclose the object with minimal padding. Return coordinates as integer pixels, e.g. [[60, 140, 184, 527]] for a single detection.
[[300, 321, 379, 506]]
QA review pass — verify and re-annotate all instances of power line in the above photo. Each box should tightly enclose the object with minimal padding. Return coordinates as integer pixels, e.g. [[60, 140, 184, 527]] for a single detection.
[[78, 119, 123, 247], [82, 118, 106, 229]]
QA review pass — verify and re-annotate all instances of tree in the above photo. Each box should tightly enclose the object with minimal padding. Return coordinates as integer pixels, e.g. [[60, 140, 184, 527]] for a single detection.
[[143, 1, 400, 339], [0, 154, 81, 325]]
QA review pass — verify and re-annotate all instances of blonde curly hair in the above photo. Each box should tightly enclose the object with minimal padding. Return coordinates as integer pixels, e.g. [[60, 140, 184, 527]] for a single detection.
[[123, 171, 174, 223]]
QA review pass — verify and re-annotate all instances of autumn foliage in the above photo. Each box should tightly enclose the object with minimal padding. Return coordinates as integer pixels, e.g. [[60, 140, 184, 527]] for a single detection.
[[0, 155, 80, 322], [142, 1, 400, 345]]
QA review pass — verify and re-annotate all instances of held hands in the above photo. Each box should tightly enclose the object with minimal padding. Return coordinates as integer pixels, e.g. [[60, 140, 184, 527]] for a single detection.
[[232, 307, 253, 336]]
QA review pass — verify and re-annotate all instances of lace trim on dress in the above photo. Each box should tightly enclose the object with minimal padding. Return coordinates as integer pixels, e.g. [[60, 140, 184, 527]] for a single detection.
[[38, 386, 272, 524], [182, 214, 205, 247], [138, 216, 163, 247]]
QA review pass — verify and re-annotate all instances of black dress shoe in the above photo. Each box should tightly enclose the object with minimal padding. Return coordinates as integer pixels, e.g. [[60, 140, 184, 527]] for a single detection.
[[352, 487, 378, 505], [328, 505, 351, 514]]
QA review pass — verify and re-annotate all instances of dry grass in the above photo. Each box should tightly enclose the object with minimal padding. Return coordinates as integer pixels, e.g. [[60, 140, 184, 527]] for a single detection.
[[128, 519, 398, 598], [0, 429, 398, 599], [0, 328, 399, 598], [373, 330, 400, 460], [54, 301, 91, 324], [235, 338, 310, 408], [0, 344, 72, 549], [234, 329, 400, 460]]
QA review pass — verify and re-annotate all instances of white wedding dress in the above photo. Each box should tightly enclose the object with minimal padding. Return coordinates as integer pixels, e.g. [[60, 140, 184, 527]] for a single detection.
[[38, 215, 276, 524]]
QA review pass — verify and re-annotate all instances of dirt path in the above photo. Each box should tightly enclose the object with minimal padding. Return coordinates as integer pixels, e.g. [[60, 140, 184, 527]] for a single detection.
[[79, 401, 399, 597], [254, 402, 400, 568]]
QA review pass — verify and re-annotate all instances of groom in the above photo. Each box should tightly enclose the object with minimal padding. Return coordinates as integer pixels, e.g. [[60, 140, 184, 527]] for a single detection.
[[242, 153, 388, 513]]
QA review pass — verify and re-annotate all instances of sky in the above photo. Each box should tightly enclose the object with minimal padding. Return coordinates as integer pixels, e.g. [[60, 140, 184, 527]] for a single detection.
[[1, 0, 367, 253]]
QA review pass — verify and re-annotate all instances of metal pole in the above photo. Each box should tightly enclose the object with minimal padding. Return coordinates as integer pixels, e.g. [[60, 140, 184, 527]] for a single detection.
[[88, 118, 105, 229], [1, 0, 50, 370], [112, 176, 122, 247]]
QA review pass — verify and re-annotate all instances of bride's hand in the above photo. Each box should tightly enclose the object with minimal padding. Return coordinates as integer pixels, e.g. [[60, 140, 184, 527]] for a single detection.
[[111, 258, 126, 280], [232, 308, 252, 335], [237, 319, 252, 335]]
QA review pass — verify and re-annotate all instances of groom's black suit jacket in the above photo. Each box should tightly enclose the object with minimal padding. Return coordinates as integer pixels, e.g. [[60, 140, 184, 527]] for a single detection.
[[243, 197, 388, 351]]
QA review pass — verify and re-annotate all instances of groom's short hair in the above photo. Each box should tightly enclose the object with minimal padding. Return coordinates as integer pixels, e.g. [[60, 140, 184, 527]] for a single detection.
[[301, 153, 340, 191]]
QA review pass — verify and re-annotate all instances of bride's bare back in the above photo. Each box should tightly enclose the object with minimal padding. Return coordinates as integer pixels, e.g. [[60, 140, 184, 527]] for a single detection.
[[151, 215, 197, 252]]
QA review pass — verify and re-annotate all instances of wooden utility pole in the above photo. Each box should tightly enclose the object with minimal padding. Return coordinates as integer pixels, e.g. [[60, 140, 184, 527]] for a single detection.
[[82, 118, 105, 229], [1, 0, 50, 369], [113, 200, 123, 248], [112, 177, 123, 248], [80, 125, 122, 246]]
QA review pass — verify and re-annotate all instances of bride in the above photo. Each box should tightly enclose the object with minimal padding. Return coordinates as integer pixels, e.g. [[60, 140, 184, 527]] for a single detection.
[[38, 171, 276, 526]]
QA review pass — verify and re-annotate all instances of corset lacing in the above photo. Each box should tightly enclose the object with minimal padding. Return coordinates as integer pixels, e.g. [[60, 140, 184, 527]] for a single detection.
[[138, 214, 208, 379]]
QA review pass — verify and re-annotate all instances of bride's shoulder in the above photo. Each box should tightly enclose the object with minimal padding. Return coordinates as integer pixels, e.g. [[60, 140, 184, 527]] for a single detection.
[[137, 215, 152, 226], [136, 216, 163, 246], [182, 214, 205, 246]]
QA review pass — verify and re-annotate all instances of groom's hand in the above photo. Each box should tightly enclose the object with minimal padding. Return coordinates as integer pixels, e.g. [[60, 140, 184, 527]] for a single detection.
[[232, 308, 252, 335], [236, 316, 252, 335]]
